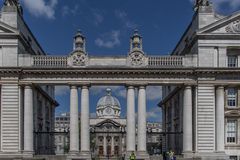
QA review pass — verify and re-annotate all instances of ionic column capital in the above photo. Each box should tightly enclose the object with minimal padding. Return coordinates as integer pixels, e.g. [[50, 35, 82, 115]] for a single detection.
[[69, 85, 78, 89], [216, 86, 225, 90], [24, 85, 33, 89], [138, 85, 147, 89], [126, 85, 135, 89], [184, 85, 192, 89], [80, 83, 91, 89]]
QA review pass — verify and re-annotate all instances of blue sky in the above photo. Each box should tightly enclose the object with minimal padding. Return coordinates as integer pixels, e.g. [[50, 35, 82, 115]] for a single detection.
[[15, 0, 240, 122]]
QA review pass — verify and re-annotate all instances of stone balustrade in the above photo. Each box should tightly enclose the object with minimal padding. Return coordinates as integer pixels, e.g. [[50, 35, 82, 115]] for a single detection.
[[32, 56, 68, 67], [32, 55, 189, 68], [148, 56, 183, 67]]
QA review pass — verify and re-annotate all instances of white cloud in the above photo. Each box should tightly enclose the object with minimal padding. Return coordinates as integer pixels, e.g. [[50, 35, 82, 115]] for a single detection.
[[115, 10, 137, 29], [61, 5, 79, 17], [95, 30, 121, 48], [92, 10, 104, 26], [55, 86, 69, 96], [146, 107, 162, 121], [22, 0, 58, 19], [211, 0, 240, 10], [62, 6, 70, 17], [189, 0, 240, 11]]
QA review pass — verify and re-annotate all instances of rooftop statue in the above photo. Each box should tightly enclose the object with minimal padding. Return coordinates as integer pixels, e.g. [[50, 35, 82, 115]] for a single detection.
[[4, 0, 19, 6], [194, 0, 211, 11]]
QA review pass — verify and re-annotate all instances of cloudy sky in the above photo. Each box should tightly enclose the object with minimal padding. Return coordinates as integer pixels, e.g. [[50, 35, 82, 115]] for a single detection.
[[12, 0, 240, 122]]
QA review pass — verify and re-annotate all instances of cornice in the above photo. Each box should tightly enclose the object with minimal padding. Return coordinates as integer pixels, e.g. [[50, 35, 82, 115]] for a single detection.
[[0, 67, 240, 80]]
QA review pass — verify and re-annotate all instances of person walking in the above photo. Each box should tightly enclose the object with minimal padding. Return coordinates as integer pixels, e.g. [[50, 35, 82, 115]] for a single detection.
[[129, 151, 136, 160]]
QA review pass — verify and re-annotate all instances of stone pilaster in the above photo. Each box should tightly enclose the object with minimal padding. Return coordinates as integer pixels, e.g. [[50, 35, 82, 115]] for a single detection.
[[111, 136, 114, 156], [183, 86, 193, 157], [103, 136, 107, 156], [216, 86, 225, 152]]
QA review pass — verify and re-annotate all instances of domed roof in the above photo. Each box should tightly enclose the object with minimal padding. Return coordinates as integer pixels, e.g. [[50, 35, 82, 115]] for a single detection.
[[97, 88, 121, 109]]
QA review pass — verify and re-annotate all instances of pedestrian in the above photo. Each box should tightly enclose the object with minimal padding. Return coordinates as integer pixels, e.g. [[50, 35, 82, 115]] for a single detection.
[[129, 151, 136, 160]]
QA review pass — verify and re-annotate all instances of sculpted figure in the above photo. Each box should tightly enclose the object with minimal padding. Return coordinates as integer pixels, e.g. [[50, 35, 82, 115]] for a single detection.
[[4, 0, 19, 6]]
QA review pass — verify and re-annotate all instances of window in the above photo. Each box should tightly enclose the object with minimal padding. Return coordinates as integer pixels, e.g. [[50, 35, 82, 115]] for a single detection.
[[229, 156, 238, 160], [227, 120, 237, 143], [227, 88, 237, 108], [228, 56, 238, 67]]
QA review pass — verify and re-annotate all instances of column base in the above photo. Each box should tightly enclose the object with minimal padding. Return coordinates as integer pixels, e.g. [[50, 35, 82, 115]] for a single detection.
[[22, 150, 34, 157], [125, 151, 136, 160], [182, 151, 194, 158], [79, 151, 91, 160], [69, 150, 79, 155], [0, 151, 29, 159], [67, 152, 91, 160], [136, 151, 150, 160], [195, 152, 228, 160]]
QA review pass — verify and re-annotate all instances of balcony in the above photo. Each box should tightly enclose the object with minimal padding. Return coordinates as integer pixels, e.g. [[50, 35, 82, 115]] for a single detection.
[[30, 55, 191, 68]]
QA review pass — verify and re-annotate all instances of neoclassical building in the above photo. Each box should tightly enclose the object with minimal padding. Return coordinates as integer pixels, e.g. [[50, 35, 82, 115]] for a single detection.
[[0, 0, 240, 160], [160, 0, 240, 160], [54, 89, 162, 159], [0, 0, 58, 157]]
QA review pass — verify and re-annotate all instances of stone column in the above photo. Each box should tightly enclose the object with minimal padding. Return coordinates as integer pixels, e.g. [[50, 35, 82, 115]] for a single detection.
[[103, 136, 107, 156], [24, 85, 34, 154], [111, 136, 114, 156], [183, 86, 193, 154], [80, 85, 90, 156], [126, 86, 136, 153], [69, 86, 79, 154], [137, 86, 147, 155], [216, 86, 225, 152]]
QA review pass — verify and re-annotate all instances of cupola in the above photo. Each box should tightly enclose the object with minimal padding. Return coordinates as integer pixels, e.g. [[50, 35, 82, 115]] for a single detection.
[[96, 88, 121, 119]]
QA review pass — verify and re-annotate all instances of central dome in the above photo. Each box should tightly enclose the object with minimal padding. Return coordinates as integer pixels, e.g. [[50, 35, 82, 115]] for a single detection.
[[96, 88, 121, 118]]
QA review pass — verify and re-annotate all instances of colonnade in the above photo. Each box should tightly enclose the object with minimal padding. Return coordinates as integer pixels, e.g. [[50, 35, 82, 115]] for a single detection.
[[22, 84, 226, 158], [22, 84, 148, 157]]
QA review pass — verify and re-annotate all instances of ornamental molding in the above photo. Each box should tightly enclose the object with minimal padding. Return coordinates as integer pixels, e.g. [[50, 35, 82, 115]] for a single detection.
[[127, 50, 147, 67], [225, 20, 240, 33], [68, 51, 88, 67]]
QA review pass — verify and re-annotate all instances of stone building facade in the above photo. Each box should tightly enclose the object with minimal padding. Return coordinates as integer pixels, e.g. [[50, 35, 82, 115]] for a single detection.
[[54, 89, 162, 158], [160, 0, 240, 159], [0, 0, 58, 156], [0, 0, 240, 159]]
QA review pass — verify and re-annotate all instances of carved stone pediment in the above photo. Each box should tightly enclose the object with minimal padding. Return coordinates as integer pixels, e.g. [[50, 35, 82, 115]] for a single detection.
[[68, 51, 88, 67], [225, 20, 240, 33], [0, 21, 18, 34], [198, 13, 240, 34]]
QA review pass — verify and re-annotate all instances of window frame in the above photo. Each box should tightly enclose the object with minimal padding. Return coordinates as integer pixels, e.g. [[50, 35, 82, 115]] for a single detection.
[[227, 88, 237, 108], [226, 119, 238, 144], [228, 55, 238, 67], [229, 156, 238, 160]]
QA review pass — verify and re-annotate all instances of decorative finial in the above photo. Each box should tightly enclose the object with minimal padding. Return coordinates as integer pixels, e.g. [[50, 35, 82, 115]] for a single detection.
[[73, 29, 85, 51], [133, 29, 139, 35], [130, 29, 142, 52], [106, 88, 112, 96]]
